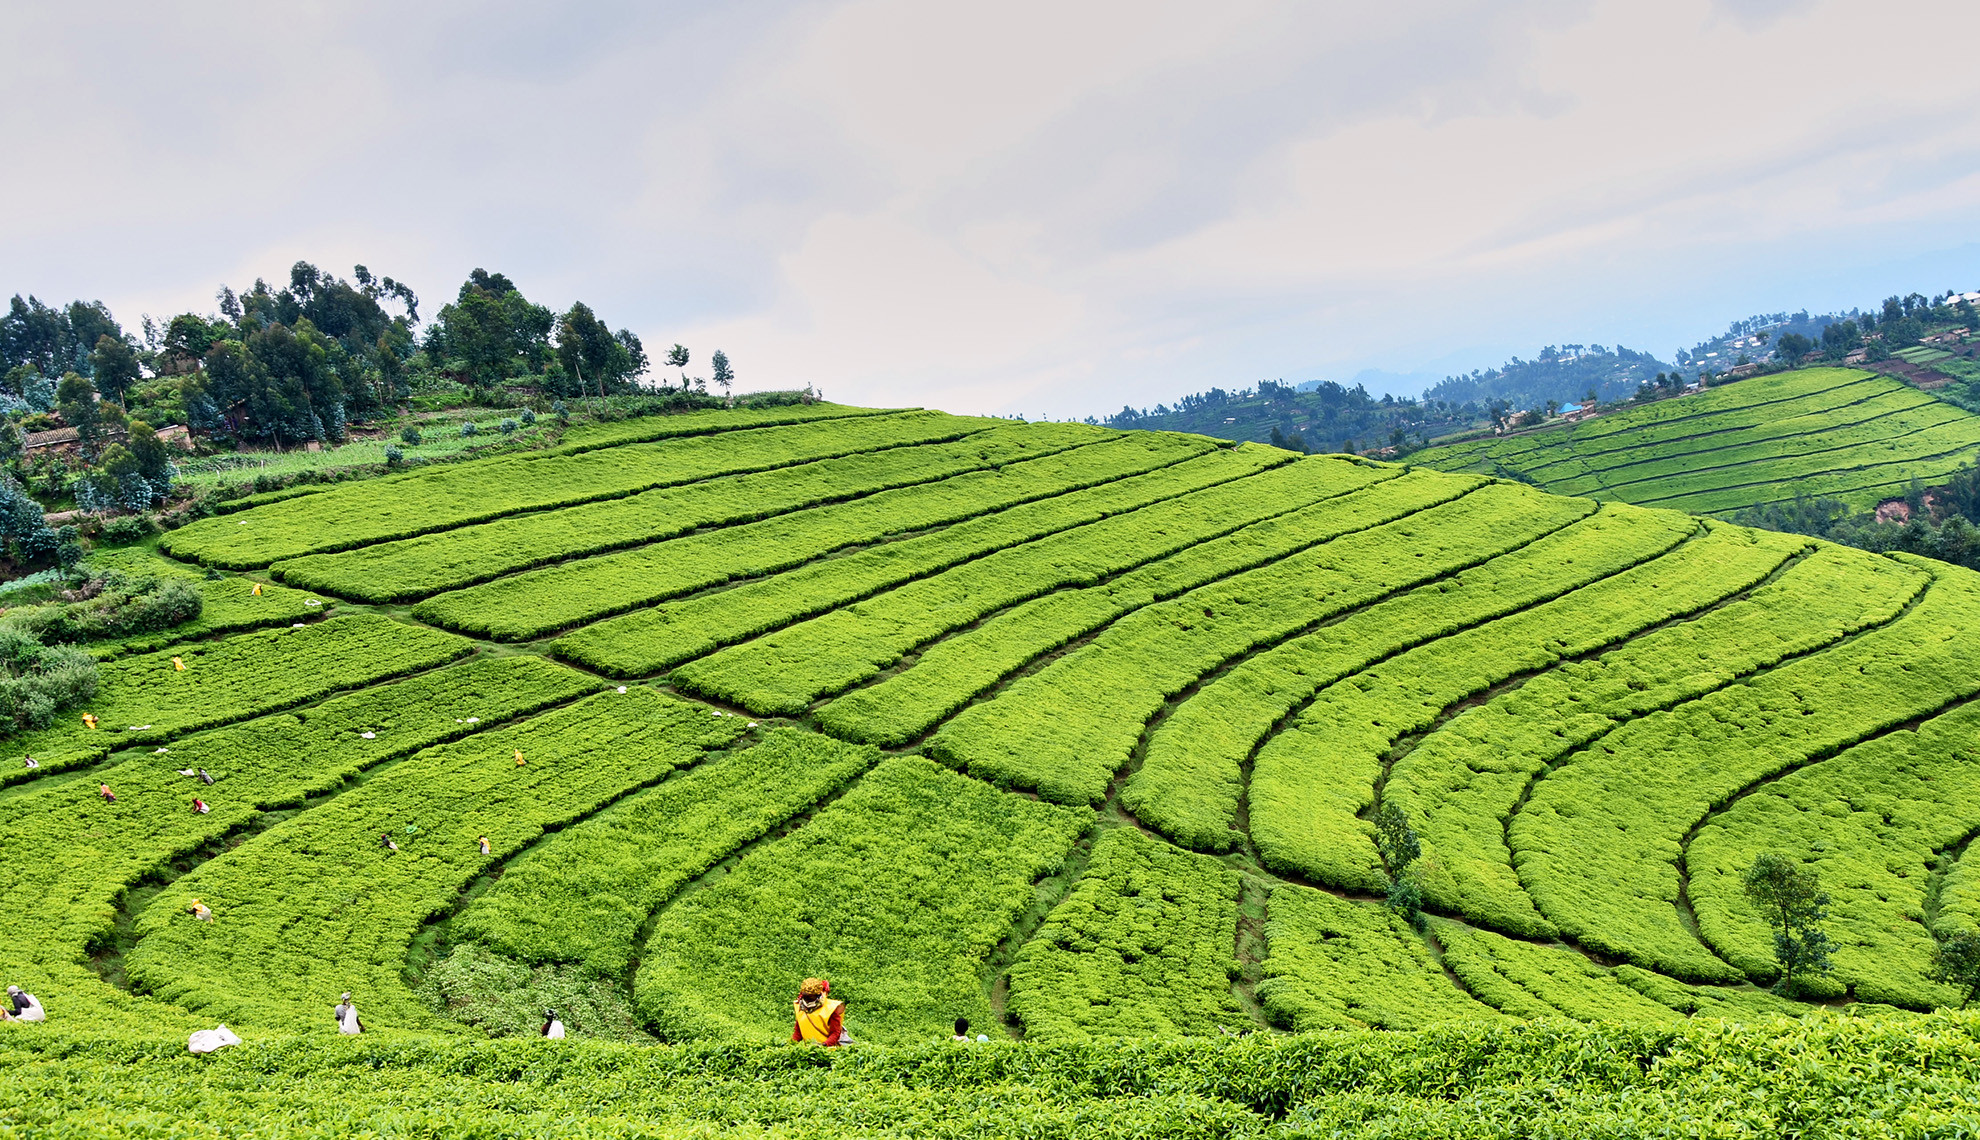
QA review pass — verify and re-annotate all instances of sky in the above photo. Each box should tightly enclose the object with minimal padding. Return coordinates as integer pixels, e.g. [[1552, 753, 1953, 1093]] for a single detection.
[[3, 0, 1977, 418]]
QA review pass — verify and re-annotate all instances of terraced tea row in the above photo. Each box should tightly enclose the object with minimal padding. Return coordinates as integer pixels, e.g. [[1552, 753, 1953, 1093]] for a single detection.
[[276, 420, 1123, 603], [553, 443, 1285, 676], [2, 613, 474, 785], [165, 408, 989, 566], [0, 657, 600, 1024], [677, 457, 1409, 718], [412, 430, 1227, 638], [127, 688, 750, 1029], [1413, 368, 1980, 514], [18, 405, 1980, 1046]]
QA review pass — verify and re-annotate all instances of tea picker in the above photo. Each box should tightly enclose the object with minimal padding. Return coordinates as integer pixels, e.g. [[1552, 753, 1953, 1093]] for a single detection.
[[791, 977, 847, 1046], [334, 992, 364, 1034], [4, 985, 44, 1022]]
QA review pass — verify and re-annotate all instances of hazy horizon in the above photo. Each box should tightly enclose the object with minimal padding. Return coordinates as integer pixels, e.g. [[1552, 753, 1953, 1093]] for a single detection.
[[4, 0, 1976, 418]]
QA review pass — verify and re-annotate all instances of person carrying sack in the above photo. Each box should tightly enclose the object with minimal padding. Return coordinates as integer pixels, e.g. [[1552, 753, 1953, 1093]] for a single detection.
[[790, 977, 846, 1046], [188, 1025, 241, 1054], [5, 985, 45, 1022], [334, 992, 363, 1035]]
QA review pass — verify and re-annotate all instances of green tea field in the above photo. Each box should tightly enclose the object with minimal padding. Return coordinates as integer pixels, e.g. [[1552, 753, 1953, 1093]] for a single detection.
[[7, 401, 1980, 1136], [1411, 367, 1980, 514]]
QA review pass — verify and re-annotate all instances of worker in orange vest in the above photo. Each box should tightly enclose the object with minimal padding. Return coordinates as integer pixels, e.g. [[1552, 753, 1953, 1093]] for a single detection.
[[790, 977, 847, 1046]]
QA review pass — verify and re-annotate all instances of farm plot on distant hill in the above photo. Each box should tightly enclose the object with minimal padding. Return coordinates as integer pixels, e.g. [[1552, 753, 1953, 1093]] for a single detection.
[[1413, 368, 1980, 514], [9, 402, 1980, 1046]]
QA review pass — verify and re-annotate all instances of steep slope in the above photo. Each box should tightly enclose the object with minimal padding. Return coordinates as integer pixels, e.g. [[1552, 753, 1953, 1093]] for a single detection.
[[1412, 368, 1980, 515], [3, 403, 1977, 1054]]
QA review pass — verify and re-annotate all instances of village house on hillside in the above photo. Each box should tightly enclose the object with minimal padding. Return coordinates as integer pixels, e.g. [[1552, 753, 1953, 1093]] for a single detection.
[[22, 423, 192, 460]]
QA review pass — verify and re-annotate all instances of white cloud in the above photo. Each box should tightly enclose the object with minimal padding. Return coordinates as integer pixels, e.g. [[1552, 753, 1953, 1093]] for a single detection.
[[2, 0, 1976, 417]]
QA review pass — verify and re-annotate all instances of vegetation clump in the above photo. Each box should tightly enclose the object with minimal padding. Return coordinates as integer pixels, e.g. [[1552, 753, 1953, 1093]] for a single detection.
[[0, 625, 95, 729], [1744, 853, 1836, 996]]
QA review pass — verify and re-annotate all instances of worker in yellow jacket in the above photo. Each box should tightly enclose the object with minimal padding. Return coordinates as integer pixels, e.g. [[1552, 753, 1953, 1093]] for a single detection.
[[790, 978, 846, 1046]]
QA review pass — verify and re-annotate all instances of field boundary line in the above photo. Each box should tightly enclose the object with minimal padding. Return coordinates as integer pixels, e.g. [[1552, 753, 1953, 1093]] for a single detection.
[[1499, 571, 1935, 970], [845, 479, 1500, 753], [791, 465, 1418, 718]]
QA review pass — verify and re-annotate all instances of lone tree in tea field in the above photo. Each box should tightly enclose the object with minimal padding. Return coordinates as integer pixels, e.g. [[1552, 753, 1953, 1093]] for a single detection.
[[1930, 929, 1980, 1009], [1743, 853, 1835, 995], [1374, 802, 1423, 926]]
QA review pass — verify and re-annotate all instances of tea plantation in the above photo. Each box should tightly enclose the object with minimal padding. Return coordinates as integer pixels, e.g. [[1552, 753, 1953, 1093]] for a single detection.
[[8, 402, 1980, 1135], [1411, 367, 1980, 514]]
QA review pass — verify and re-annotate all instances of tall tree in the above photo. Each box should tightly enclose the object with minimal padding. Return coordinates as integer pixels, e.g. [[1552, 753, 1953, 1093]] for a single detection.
[[710, 349, 734, 394], [665, 344, 690, 391], [55, 372, 117, 463], [556, 302, 617, 403], [1742, 853, 1835, 995], [1373, 803, 1423, 924], [89, 335, 141, 409]]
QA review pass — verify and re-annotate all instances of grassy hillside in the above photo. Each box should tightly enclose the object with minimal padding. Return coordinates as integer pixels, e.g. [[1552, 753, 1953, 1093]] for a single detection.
[[8, 400, 1980, 1131], [1409, 367, 1980, 514]]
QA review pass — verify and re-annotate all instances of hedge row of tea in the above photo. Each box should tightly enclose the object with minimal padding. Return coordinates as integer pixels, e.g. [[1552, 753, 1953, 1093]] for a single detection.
[[5, 1015, 1977, 1138], [1412, 368, 1980, 514], [11, 403, 1980, 1057]]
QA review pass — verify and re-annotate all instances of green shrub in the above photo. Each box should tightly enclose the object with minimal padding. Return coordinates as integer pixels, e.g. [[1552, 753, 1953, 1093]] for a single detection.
[[126, 688, 748, 1029], [97, 513, 158, 545], [0, 627, 96, 730], [928, 480, 1581, 805], [420, 943, 651, 1041], [3, 571, 203, 644]]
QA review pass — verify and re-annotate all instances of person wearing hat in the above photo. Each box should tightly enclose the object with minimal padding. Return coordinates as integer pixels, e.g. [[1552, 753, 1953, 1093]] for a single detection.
[[334, 992, 363, 1035], [541, 1009, 566, 1039], [790, 978, 846, 1046], [5, 985, 45, 1022], [189, 900, 213, 923]]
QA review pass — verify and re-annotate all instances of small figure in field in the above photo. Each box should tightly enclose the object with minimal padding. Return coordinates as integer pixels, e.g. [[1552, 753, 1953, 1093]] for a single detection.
[[21, 756, 35, 770], [541, 1009, 565, 1039], [4, 985, 45, 1022], [381, 834, 399, 853], [791, 977, 846, 1047], [478, 835, 491, 856], [334, 992, 363, 1035], [187, 1024, 241, 1054], [98, 784, 116, 804], [82, 713, 97, 730], [198, 768, 215, 786], [191, 799, 210, 815], [952, 1016, 987, 1043], [189, 899, 213, 922], [514, 751, 525, 767]]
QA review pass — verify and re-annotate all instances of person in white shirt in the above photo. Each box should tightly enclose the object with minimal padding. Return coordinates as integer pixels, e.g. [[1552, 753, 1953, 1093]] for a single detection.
[[5, 985, 44, 1022], [188, 1025, 241, 1054], [333, 992, 363, 1035], [541, 1009, 566, 1039]]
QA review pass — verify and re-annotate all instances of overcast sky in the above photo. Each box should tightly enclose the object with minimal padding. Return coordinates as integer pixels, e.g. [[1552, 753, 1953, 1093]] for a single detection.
[[4, 0, 1977, 417]]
